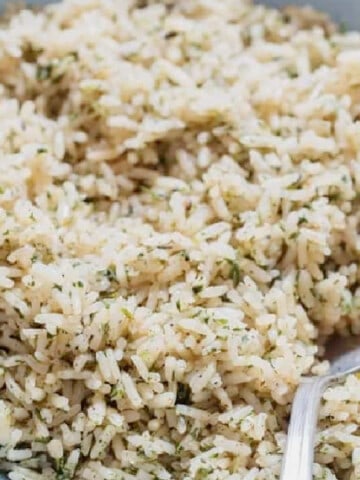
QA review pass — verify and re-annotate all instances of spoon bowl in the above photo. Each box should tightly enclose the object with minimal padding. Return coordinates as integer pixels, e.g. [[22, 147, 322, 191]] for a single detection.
[[281, 334, 360, 480]]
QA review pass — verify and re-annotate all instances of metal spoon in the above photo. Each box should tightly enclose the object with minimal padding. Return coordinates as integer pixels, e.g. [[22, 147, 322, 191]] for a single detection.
[[1, 346, 357, 480], [281, 336, 360, 480]]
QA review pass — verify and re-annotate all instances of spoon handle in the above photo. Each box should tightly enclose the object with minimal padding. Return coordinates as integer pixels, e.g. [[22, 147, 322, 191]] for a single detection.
[[280, 376, 328, 480]]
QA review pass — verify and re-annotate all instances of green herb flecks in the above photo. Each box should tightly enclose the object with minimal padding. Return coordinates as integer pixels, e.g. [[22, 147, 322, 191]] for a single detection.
[[192, 285, 203, 294], [54, 457, 72, 480], [226, 259, 241, 287], [176, 383, 191, 405], [36, 64, 53, 81], [120, 307, 133, 320]]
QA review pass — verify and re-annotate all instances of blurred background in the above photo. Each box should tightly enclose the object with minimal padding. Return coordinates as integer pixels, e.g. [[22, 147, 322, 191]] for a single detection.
[[260, 0, 360, 30], [0, 1, 359, 30]]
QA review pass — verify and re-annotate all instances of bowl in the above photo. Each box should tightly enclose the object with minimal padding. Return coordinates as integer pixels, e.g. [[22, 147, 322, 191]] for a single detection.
[[0, 0, 358, 29], [0, 1, 358, 480], [0, 0, 359, 31], [260, 0, 360, 30]]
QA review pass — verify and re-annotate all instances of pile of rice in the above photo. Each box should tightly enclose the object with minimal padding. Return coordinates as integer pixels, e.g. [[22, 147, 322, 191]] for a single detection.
[[1, 0, 360, 478]]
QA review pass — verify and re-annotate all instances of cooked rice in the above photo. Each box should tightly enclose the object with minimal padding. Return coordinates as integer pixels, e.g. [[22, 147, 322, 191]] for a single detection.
[[0, 0, 359, 478]]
